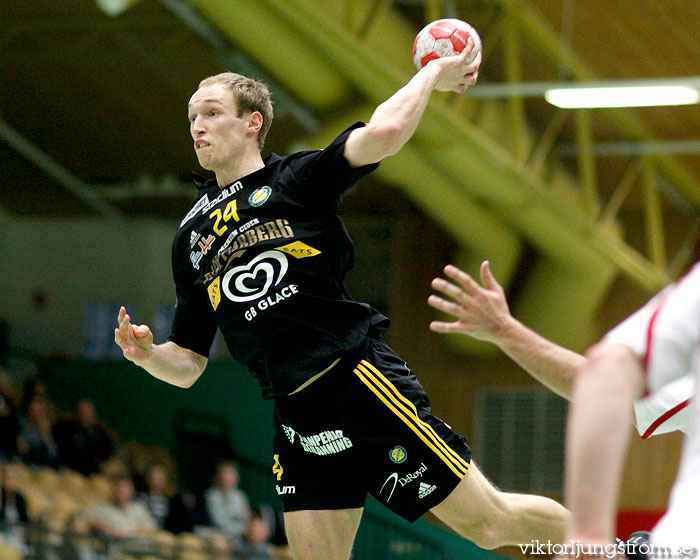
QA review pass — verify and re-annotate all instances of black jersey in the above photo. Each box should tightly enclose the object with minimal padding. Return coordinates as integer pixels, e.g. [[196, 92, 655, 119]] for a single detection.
[[169, 123, 389, 398]]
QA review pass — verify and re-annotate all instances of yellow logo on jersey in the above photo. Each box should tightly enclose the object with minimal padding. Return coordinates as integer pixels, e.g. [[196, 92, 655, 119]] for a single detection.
[[207, 276, 221, 310], [249, 186, 271, 207], [389, 446, 407, 464], [272, 454, 284, 481], [277, 241, 321, 259]]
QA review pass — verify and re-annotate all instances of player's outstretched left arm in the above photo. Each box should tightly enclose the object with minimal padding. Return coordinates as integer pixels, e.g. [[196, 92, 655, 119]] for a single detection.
[[344, 43, 481, 167], [428, 261, 585, 400]]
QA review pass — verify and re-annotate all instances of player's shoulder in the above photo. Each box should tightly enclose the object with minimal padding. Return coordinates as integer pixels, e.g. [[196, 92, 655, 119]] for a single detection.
[[265, 149, 323, 183], [275, 148, 322, 166]]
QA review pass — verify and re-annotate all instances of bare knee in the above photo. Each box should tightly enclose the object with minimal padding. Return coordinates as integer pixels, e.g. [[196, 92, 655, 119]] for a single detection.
[[284, 508, 363, 560], [431, 467, 514, 550], [452, 510, 512, 550]]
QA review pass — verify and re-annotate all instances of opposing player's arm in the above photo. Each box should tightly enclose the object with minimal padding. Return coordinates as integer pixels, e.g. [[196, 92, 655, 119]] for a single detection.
[[565, 343, 644, 543], [344, 46, 481, 167], [428, 261, 585, 400], [115, 306, 206, 388]]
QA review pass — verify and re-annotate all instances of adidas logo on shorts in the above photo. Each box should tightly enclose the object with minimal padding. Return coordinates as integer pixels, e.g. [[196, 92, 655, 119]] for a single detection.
[[418, 481, 436, 499]]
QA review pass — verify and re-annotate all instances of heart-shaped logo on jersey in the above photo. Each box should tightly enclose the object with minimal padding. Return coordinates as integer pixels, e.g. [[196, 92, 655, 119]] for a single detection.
[[221, 250, 288, 303]]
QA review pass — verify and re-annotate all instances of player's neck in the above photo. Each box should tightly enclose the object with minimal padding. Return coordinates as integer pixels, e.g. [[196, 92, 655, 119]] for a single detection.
[[214, 151, 265, 188]]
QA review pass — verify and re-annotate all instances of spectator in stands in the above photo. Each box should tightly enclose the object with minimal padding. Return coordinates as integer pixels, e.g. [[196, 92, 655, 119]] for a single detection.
[[83, 474, 156, 538], [239, 510, 273, 560], [54, 399, 115, 475], [0, 374, 19, 460], [208, 532, 235, 560], [204, 461, 251, 547], [0, 462, 28, 555], [19, 378, 52, 413], [57, 514, 99, 560], [0, 462, 28, 525], [137, 462, 195, 534], [16, 395, 60, 468]]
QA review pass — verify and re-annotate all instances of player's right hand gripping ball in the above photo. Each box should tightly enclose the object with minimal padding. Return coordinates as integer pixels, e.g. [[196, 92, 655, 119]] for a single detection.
[[412, 18, 482, 70]]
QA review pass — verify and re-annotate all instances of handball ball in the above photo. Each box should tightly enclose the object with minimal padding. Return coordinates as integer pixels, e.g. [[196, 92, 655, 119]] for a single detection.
[[412, 18, 482, 70]]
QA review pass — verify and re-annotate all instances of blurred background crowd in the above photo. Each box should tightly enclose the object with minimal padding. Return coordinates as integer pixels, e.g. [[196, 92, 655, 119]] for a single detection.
[[0, 369, 288, 560]]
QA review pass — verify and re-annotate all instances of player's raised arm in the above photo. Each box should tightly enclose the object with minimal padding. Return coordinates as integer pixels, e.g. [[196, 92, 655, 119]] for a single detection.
[[114, 306, 206, 389], [428, 261, 585, 400], [343, 44, 481, 168]]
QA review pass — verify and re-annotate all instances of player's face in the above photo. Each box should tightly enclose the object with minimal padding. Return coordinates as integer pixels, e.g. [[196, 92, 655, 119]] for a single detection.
[[188, 83, 252, 171]]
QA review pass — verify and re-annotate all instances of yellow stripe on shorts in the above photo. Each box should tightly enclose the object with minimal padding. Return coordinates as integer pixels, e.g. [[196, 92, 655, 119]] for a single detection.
[[358, 361, 470, 474], [353, 361, 468, 478]]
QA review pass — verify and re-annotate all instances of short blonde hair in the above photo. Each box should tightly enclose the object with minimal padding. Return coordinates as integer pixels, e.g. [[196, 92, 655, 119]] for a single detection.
[[198, 72, 273, 150]]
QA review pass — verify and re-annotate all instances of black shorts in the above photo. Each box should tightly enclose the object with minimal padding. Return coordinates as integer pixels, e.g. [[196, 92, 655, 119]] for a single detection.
[[272, 337, 471, 522]]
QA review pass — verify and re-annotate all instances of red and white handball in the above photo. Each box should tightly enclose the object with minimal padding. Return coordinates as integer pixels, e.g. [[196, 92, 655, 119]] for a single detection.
[[412, 18, 482, 70]]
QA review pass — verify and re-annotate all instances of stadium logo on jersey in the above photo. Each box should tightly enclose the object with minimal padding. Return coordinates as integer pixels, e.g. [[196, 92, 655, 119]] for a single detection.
[[207, 277, 221, 311], [418, 481, 437, 499], [222, 250, 288, 303], [277, 241, 321, 259], [180, 194, 209, 227], [276, 485, 295, 495], [389, 446, 407, 464], [272, 454, 284, 481], [249, 186, 271, 207], [199, 182, 242, 216]]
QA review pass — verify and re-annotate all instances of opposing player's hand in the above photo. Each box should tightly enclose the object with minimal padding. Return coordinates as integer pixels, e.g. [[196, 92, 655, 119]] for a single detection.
[[430, 38, 481, 94], [114, 306, 154, 366], [428, 261, 510, 342]]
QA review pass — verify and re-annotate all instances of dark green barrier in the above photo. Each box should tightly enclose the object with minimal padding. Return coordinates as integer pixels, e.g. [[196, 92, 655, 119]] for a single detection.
[[41, 358, 274, 466]]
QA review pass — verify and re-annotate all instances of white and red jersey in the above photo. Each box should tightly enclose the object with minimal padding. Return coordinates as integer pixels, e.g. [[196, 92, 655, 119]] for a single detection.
[[603, 261, 700, 550], [604, 263, 700, 437], [633, 375, 693, 438], [651, 387, 700, 551]]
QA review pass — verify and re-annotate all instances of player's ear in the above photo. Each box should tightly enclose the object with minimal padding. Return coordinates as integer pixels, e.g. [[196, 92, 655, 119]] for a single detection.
[[248, 111, 263, 133]]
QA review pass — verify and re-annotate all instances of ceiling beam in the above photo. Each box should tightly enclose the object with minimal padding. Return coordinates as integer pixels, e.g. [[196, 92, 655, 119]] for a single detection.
[[558, 139, 700, 158], [187, 0, 350, 109], [158, 0, 320, 132], [2, 13, 178, 33], [247, 0, 669, 293], [0, 118, 122, 219], [258, 0, 623, 351], [500, 0, 700, 209]]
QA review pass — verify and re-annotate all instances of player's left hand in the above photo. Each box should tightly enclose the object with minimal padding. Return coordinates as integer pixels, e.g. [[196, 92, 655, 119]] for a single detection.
[[428, 261, 510, 342], [430, 38, 481, 94], [114, 306, 154, 366]]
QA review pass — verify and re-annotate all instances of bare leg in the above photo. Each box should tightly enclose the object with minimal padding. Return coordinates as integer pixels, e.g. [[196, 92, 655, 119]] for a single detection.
[[431, 462, 570, 549], [284, 508, 364, 560]]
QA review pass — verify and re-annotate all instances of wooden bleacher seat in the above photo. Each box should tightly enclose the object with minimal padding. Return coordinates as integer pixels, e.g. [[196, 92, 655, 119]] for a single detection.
[[60, 469, 88, 495], [35, 467, 61, 492], [87, 473, 112, 501], [0, 543, 22, 560], [152, 529, 178, 556]]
